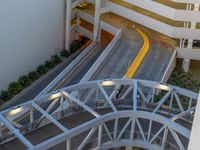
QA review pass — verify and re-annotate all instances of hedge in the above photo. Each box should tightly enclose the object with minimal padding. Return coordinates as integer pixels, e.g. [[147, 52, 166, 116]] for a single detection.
[[0, 37, 89, 102]]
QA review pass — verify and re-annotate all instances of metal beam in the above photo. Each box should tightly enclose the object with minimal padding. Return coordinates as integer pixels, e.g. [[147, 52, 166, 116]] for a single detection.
[[103, 123, 113, 141], [174, 92, 184, 112], [32, 102, 68, 132], [137, 85, 148, 103], [98, 124, 103, 148], [153, 91, 172, 113], [169, 128, 185, 150], [117, 118, 132, 141], [62, 91, 101, 118], [98, 83, 117, 112], [136, 119, 146, 142], [171, 107, 195, 121], [0, 115, 34, 149], [149, 126, 165, 144], [38, 97, 60, 124], [77, 127, 97, 150], [133, 80, 138, 111]]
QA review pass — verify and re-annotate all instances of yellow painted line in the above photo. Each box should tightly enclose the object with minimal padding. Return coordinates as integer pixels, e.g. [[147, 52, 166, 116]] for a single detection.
[[125, 28, 150, 79]]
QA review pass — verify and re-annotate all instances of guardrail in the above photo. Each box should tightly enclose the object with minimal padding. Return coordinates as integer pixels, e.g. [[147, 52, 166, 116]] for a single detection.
[[77, 9, 120, 35], [177, 47, 200, 60], [80, 29, 122, 83], [36, 42, 98, 98], [160, 48, 177, 83]]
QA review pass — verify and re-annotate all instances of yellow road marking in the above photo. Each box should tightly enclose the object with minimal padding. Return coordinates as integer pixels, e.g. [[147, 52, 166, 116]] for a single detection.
[[125, 28, 150, 79]]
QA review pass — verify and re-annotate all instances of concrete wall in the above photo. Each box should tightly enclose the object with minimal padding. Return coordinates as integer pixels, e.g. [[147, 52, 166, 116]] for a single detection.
[[0, 0, 65, 90]]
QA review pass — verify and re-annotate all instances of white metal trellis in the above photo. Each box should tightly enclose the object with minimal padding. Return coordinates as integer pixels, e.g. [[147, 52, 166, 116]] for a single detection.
[[0, 79, 198, 150]]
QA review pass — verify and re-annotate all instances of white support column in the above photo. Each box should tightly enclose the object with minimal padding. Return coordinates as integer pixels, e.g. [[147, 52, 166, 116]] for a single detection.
[[97, 124, 103, 148], [75, 17, 81, 40], [60, 96, 64, 111], [126, 147, 132, 150], [65, 0, 72, 51], [133, 80, 138, 111], [30, 107, 34, 129], [182, 4, 199, 72], [66, 139, 71, 150], [93, 0, 101, 41], [188, 92, 200, 150]]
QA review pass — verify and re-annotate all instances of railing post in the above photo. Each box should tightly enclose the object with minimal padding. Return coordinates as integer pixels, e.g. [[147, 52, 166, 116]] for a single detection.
[[66, 138, 71, 150], [30, 107, 34, 129]]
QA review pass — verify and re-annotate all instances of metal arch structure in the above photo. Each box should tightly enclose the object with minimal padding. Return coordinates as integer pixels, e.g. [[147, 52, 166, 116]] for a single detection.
[[0, 79, 199, 150]]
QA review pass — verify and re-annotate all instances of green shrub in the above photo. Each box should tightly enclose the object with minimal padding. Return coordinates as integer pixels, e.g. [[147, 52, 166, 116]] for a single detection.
[[28, 71, 40, 81], [51, 55, 61, 64], [60, 50, 70, 57], [44, 60, 55, 69], [37, 65, 48, 75], [18, 75, 31, 88], [8, 82, 23, 96], [0, 90, 10, 100], [70, 40, 81, 53]]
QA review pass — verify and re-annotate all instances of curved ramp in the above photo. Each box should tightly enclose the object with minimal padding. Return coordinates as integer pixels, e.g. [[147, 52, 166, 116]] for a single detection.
[[125, 28, 150, 79]]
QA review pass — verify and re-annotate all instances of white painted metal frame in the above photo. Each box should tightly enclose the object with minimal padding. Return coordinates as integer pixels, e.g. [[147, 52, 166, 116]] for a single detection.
[[0, 79, 198, 150]]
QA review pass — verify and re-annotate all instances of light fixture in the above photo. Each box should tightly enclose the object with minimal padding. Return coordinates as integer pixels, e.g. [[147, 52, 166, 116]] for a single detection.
[[101, 80, 115, 86], [8, 106, 24, 115]]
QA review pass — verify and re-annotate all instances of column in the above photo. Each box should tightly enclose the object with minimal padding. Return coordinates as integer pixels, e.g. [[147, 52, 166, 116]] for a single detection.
[[65, 0, 72, 51], [93, 0, 101, 41], [30, 107, 34, 129], [66, 139, 71, 150], [182, 39, 192, 72], [75, 17, 81, 40], [182, 4, 199, 72]]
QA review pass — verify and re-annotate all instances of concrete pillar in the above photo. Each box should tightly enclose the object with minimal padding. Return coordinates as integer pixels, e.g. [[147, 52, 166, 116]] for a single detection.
[[65, 0, 72, 51], [93, 0, 101, 41], [66, 139, 71, 150], [182, 39, 192, 72], [30, 107, 34, 129], [126, 147, 132, 150], [182, 4, 199, 72], [75, 17, 81, 40]]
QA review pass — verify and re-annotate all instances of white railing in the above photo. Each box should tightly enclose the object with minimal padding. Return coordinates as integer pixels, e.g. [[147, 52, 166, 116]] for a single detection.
[[161, 48, 177, 83], [107, 1, 200, 40], [80, 29, 122, 82], [36, 41, 98, 98], [123, 0, 200, 22], [177, 47, 200, 60], [77, 9, 120, 35]]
